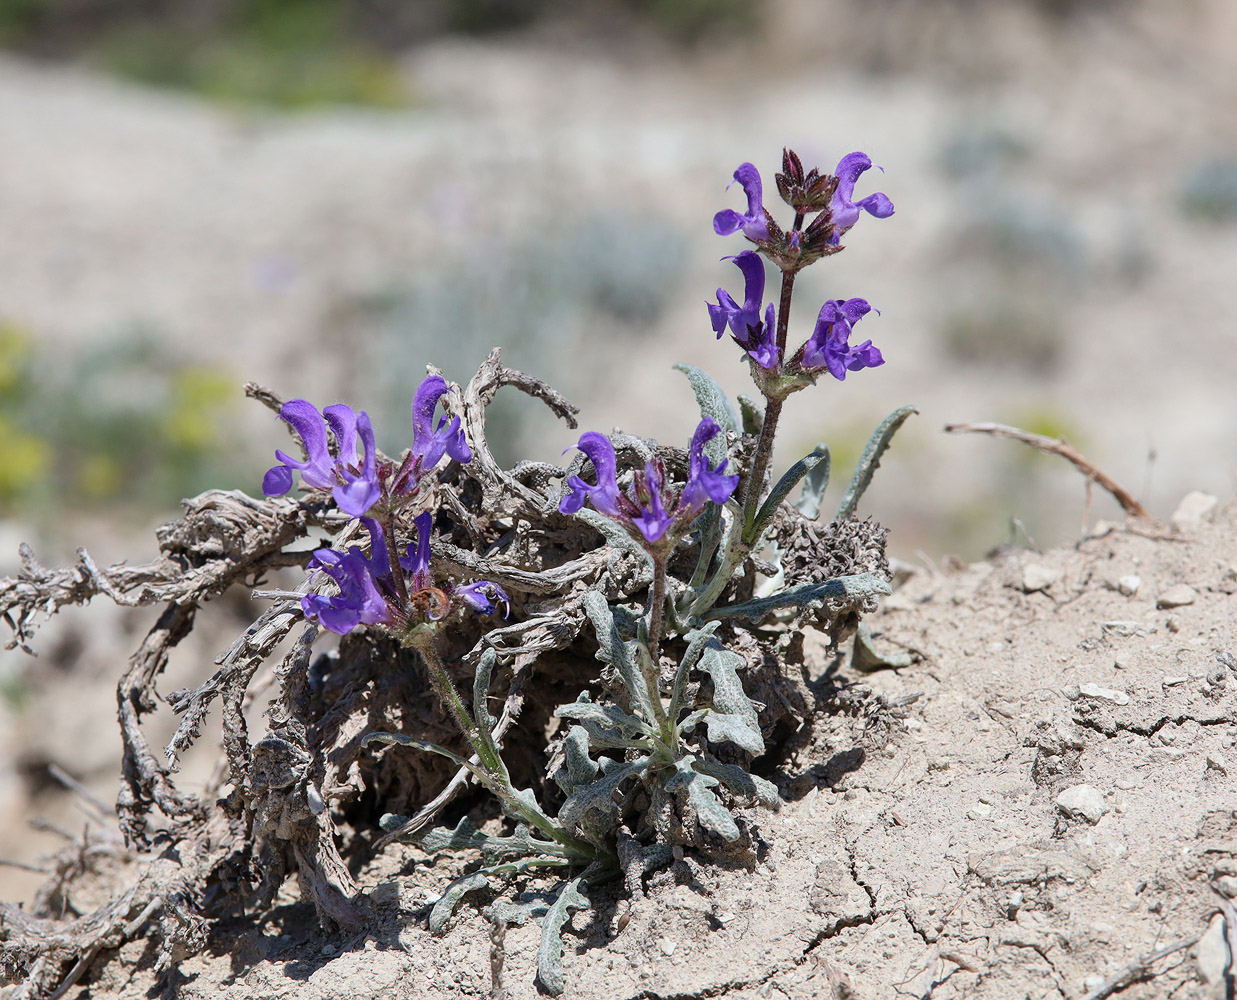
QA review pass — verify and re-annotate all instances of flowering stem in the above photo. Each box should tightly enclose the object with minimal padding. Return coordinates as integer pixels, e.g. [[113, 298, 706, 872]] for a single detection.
[[740, 265, 795, 543], [382, 509, 409, 610], [643, 555, 673, 744]]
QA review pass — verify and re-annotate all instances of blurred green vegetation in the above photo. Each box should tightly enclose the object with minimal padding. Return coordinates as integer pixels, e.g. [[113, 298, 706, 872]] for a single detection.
[[0, 322, 247, 525], [0, 0, 759, 107]]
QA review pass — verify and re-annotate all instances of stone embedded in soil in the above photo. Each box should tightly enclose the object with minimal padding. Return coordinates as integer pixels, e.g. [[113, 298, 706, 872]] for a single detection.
[[1078, 683, 1130, 705], [1056, 784, 1108, 824], [1022, 564, 1060, 592], [1206, 753, 1229, 775], [1196, 913, 1230, 987], [1117, 574, 1141, 596], [1171, 490, 1219, 532], [1157, 584, 1197, 609]]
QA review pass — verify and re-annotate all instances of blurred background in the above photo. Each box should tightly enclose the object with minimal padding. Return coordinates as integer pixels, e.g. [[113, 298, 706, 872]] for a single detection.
[[1, 0, 1236, 899]]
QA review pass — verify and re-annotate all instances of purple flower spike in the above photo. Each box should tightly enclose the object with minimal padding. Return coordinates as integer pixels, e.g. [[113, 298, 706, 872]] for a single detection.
[[802, 298, 884, 380], [399, 511, 434, 592], [412, 375, 472, 470], [680, 419, 740, 515], [301, 518, 393, 634], [829, 153, 894, 242], [630, 462, 674, 543], [560, 432, 621, 517], [713, 163, 771, 242], [263, 399, 381, 517], [707, 251, 780, 370], [454, 581, 511, 618]]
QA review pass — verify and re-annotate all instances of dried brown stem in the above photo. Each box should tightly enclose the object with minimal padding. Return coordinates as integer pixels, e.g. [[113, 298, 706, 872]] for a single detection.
[[943, 421, 1162, 525]]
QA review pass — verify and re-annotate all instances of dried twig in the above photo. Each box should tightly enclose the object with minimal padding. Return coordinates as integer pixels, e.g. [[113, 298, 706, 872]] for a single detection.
[[943, 421, 1163, 526], [1077, 932, 1200, 1000]]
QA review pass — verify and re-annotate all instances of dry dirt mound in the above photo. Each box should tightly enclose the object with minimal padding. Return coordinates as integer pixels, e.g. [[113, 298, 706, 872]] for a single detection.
[[24, 499, 1231, 1000]]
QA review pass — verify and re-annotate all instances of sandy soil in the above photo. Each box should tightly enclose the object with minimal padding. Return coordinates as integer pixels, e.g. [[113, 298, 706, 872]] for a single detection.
[[3, 495, 1231, 1000]]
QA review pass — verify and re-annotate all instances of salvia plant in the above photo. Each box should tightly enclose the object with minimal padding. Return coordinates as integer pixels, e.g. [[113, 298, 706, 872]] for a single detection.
[[0, 146, 914, 999], [253, 147, 913, 993]]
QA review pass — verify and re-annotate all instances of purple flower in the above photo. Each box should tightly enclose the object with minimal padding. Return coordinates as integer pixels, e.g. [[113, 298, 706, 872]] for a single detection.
[[560, 432, 622, 517], [263, 400, 381, 517], [411, 375, 471, 470], [680, 419, 740, 516], [560, 419, 739, 548], [708, 251, 779, 370], [802, 298, 884, 380], [829, 153, 894, 243], [713, 163, 771, 242], [454, 581, 511, 618], [302, 517, 393, 634]]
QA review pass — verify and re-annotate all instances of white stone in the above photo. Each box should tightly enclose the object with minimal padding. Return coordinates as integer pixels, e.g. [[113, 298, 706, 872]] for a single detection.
[[1117, 574, 1141, 596], [658, 938, 677, 957], [1172, 491, 1218, 532], [1022, 564, 1060, 592], [1196, 913, 1230, 987], [1207, 753, 1229, 775], [1079, 683, 1130, 706], [1163, 675, 1188, 687], [1157, 584, 1196, 609], [1056, 784, 1108, 824], [968, 803, 993, 820]]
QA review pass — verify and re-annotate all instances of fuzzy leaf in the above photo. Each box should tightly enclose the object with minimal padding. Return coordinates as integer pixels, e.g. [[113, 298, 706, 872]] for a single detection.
[[835, 405, 917, 520], [692, 756, 780, 806], [583, 591, 654, 721], [795, 443, 832, 520], [753, 446, 830, 536], [738, 393, 764, 436], [665, 762, 740, 841], [698, 639, 760, 734], [558, 758, 650, 827], [670, 622, 722, 719], [674, 362, 740, 463], [487, 896, 550, 928], [851, 622, 915, 672], [536, 872, 595, 996], [705, 573, 892, 624], [554, 699, 652, 741], [429, 870, 491, 933], [562, 726, 598, 791], [694, 710, 764, 754], [473, 646, 498, 735]]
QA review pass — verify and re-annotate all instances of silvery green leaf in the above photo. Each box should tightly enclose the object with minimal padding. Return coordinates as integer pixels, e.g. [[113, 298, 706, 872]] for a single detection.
[[563, 726, 598, 790], [692, 756, 780, 807], [473, 646, 497, 735], [694, 710, 764, 755], [665, 763, 740, 841], [536, 871, 596, 996], [670, 622, 722, 719], [364, 732, 472, 770], [487, 896, 550, 928], [429, 870, 491, 933], [673, 362, 740, 463], [705, 573, 893, 624], [558, 758, 650, 826], [796, 443, 832, 520], [583, 591, 654, 720], [572, 508, 653, 574], [699, 640, 759, 733], [417, 816, 485, 854], [738, 393, 763, 436], [835, 405, 917, 520], [851, 622, 915, 672], [555, 699, 652, 741], [753, 446, 830, 535]]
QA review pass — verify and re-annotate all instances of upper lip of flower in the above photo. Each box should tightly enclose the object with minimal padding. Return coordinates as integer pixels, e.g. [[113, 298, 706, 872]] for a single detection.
[[411, 375, 472, 470], [708, 251, 780, 371], [263, 399, 381, 517], [713, 163, 772, 242]]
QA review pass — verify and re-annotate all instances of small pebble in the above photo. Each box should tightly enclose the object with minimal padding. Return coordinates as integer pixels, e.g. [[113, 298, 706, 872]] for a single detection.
[[1117, 574, 1141, 596], [1171, 490, 1218, 532], [659, 938, 677, 957], [1215, 876, 1237, 898], [1157, 584, 1196, 609], [1166, 616, 1182, 633], [1207, 753, 1229, 775], [1056, 784, 1108, 824], [1163, 675, 1188, 687], [1079, 683, 1130, 705], [1023, 564, 1060, 592], [1113, 653, 1131, 670], [1061, 684, 1080, 701], [968, 803, 993, 820], [1196, 913, 1229, 986]]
